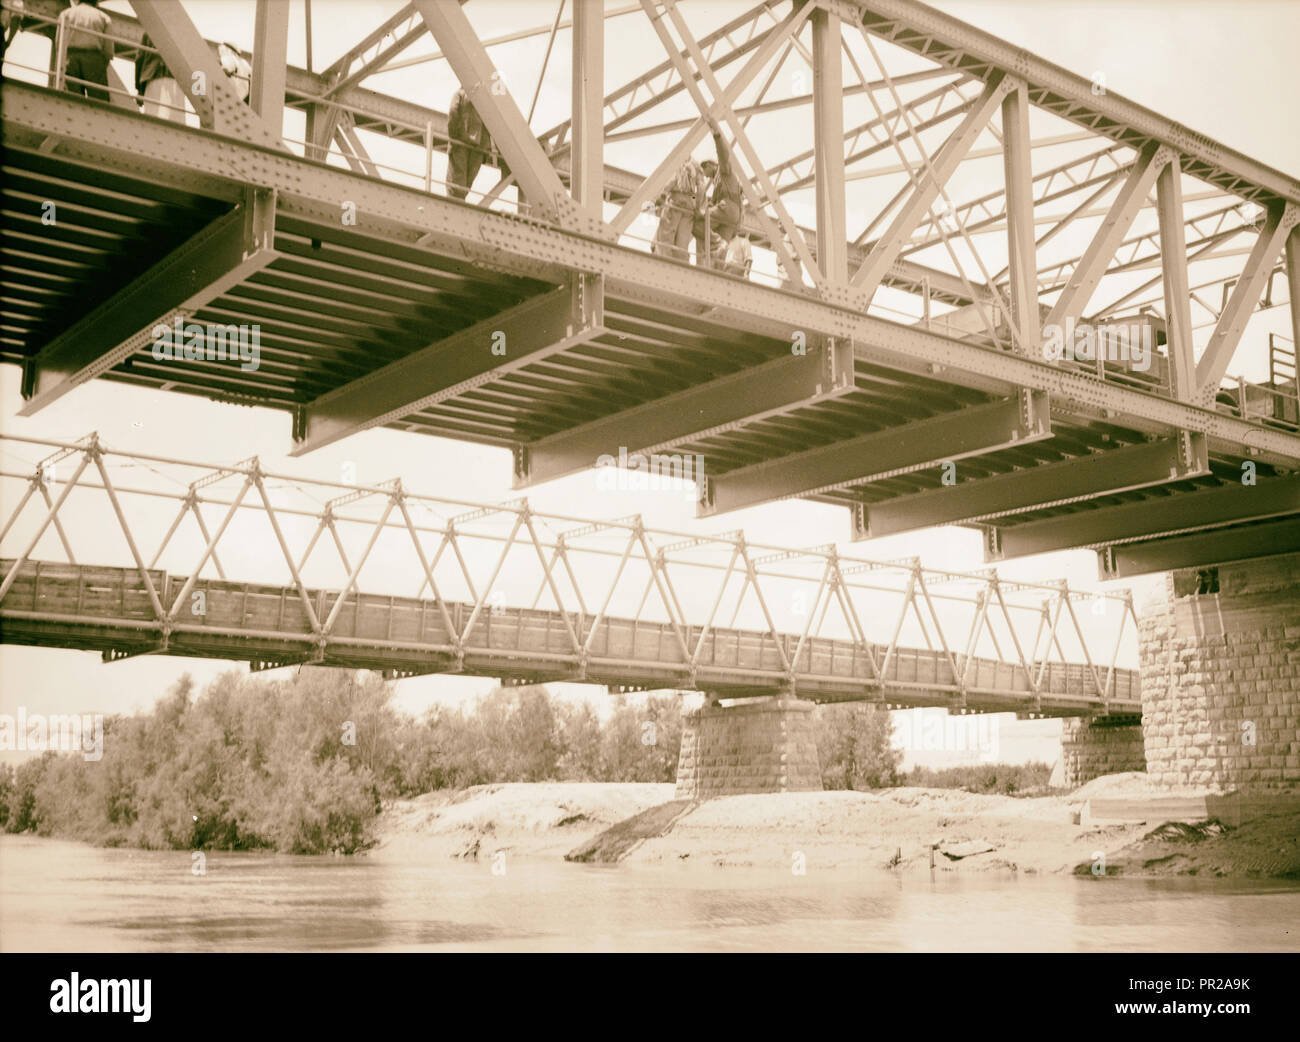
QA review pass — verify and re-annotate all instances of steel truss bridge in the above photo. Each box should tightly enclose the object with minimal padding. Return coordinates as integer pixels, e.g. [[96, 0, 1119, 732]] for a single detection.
[[1, 0, 1298, 579], [0, 434, 1139, 713]]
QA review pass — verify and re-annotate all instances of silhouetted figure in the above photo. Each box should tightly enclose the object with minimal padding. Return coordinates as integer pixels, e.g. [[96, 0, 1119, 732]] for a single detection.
[[694, 129, 742, 268], [447, 87, 493, 200], [653, 156, 704, 262], [135, 33, 185, 122], [59, 0, 113, 102]]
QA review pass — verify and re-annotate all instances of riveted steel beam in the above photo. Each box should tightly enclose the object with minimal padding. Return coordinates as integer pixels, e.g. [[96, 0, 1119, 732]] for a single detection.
[[855, 0, 1300, 208], [570, 0, 604, 219], [859, 434, 1209, 538], [812, 5, 847, 283], [515, 337, 855, 488], [251, 0, 290, 136], [130, 0, 283, 147], [18, 189, 277, 416], [292, 275, 605, 455], [1097, 515, 1300, 578], [1156, 158, 1196, 399], [702, 391, 1050, 518], [1000, 84, 1039, 356], [989, 475, 1300, 560], [7, 82, 1300, 468]]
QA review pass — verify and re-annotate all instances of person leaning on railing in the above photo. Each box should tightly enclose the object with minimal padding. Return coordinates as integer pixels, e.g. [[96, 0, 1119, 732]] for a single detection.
[[58, 0, 113, 102]]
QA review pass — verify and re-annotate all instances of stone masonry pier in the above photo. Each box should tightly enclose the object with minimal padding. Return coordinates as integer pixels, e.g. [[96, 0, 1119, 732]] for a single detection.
[[675, 698, 822, 798], [1138, 551, 1300, 792]]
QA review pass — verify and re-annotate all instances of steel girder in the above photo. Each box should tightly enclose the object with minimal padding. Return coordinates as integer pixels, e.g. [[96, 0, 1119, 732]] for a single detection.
[[857, 434, 1210, 538], [11, 0, 984, 309], [291, 276, 606, 455], [987, 476, 1300, 561], [855, 0, 1300, 208], [250, 0, 290, 135], [18, 189, 277, 416], [1098, 516, 1300, 579], [702, 391, 1050, 518], [6, 80, 1300, 477], [513, 338, 855, 488]]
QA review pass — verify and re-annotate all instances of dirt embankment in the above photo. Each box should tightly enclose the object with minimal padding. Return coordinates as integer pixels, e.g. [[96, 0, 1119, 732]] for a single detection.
[[370, 778, 1300, 878], [368, 783, 677, 862]]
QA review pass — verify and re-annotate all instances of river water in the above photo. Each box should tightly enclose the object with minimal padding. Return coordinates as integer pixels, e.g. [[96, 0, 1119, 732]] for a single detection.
[[1, 835, 1296, 952]]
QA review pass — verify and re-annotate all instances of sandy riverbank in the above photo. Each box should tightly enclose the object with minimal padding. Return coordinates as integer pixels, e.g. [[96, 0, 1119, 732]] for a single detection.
[[368, 778, 1300, 878]]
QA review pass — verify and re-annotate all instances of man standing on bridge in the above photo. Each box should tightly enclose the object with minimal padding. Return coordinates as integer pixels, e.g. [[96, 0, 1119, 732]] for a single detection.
[[57, 0, 113, 102], [694, 126, 743, 269], [447, 87, 494, 201], [652, 155, 705, 263]]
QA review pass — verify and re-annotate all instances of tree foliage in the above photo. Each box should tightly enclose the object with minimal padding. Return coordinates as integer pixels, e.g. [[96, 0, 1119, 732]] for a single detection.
[[1, 670, 684, 853], [814, 704, 901, 790]]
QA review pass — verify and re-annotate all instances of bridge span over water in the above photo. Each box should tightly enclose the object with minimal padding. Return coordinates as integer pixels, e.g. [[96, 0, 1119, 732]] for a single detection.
[[0, 434, 1139, 716]]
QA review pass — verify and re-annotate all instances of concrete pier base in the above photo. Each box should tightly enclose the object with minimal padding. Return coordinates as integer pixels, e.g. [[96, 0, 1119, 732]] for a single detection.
[[674, 698, 822, 798], [1060, 714, 1146, 787], [1139, 552, 1300, 792]]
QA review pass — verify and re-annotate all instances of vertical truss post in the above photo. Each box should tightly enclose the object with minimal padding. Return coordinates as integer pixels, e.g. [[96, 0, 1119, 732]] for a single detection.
[[812, 5, 846, 284], [251, 0, 289, 138], [1289, 225, 1300, 354], [1000, 84, 1039, 356], [1195, 203, 1299, 403], [571, 0, 604, 220], [1156, 159, 1197, 399]]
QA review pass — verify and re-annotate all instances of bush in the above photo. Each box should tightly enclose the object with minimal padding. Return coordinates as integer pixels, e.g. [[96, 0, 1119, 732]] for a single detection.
[[902, 761, 1053, 795], [814, 704, 901, 790]]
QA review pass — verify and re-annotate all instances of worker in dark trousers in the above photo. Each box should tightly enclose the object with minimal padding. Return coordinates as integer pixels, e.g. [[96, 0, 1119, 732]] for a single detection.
[[694, 128, 743, 268], [653, 157, 705, 262], [447, 87, 495, 200], [58, 0, 113, 102]]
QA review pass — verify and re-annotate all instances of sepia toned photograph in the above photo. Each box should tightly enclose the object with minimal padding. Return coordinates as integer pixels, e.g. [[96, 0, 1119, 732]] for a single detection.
[[0, 0, 1296, 984]]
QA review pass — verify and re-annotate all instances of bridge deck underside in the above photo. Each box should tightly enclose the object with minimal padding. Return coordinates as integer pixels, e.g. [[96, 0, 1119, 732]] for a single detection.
[[0, 560, 1139, 714], [2, 135, 1293, 546], [3, 88, 1297, 576]]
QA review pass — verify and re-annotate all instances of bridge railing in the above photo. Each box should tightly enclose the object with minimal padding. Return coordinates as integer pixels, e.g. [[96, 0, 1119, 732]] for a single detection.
[[0, 433, 1140, 708]]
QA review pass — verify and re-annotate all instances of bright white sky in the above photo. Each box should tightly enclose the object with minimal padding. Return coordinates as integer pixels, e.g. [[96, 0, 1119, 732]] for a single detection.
[[2, 0, 1296, 767]]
